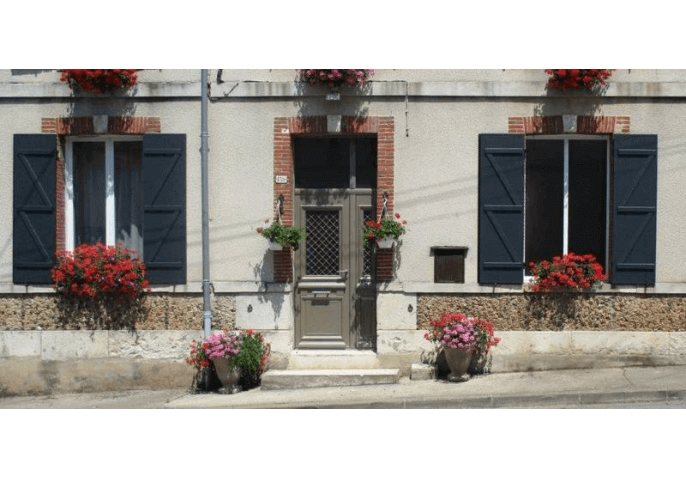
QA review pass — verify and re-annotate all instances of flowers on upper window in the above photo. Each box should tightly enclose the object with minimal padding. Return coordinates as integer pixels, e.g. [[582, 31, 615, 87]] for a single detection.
[[60, 69, 139, 94], [544, 69, 614, 91], [296, 69, 375, 89]]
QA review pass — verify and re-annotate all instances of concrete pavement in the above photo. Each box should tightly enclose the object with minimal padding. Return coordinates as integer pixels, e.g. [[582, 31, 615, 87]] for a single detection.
[[3, 365, 686, 408]]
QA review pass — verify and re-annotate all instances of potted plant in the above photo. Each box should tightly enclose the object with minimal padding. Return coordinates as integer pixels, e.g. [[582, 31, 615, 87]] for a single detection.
[[544, 69, 614, 91], [59, 69, 140, 95], [528, 252, 606, 293], [186, 328, 271, 393], [257, 220, 306, 251], [424, 312, 501, 382], [363, 213, 407, 248]]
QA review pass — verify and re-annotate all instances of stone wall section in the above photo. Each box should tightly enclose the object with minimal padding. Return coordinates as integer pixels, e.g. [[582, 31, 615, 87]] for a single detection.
[[417, 294, 686, 332], [0, 293, 236, 331]]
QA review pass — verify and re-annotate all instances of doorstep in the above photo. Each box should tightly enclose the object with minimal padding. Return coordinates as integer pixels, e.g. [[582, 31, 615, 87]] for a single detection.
[[260, 369, 400, 391]]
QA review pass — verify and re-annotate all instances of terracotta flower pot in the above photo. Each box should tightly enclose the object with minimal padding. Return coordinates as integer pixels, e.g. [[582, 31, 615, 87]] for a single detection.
[[443, 347, 472, 382]]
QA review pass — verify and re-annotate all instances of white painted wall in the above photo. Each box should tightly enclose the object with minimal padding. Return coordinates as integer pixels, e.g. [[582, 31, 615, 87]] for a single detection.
[[3, 69, 686, 292]]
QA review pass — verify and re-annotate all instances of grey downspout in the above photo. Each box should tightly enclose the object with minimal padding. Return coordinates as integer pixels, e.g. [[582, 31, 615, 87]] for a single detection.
[[201, 69, 212, 340]]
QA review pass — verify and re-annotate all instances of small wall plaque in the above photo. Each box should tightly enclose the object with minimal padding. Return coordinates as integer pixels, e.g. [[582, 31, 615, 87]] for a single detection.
[[275, 176, 288, 184]]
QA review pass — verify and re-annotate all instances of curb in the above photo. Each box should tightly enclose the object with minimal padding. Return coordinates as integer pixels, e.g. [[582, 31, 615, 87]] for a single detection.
[[165, 388, 686, 409]]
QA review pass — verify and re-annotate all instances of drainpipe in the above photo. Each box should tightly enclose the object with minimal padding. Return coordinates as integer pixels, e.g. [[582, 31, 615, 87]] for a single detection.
[[201, 69, 212, 340]]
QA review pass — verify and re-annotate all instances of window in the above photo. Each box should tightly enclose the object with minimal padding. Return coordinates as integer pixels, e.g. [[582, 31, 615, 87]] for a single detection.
[[66, 137, 144, 256], [293, 136, 377, 189], [14, 133, 187, 285], [525, 138, 608, 270], [478, 134, 657, 286]]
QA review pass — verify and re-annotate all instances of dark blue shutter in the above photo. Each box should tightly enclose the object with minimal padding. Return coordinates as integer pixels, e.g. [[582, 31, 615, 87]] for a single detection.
[[613, 135, 657, 285], [13, 135, 56, 284], [479, 134, 525, 284], [143, 134, 186, 285]]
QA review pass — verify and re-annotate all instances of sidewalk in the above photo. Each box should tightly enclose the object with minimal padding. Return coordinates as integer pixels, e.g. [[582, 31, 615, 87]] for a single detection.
[[4, 365, 685, 409], [166, 365, 686, 409]]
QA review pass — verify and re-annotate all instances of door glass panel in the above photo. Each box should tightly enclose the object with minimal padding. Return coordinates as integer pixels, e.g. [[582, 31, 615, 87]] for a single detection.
[[114, 141, 144, 257], [294, 137, 350, 189], [305, 210, 340, 275], [73, 141, 106, 245], [355, 137, 377, 189], [568, 140, 606, 266], [525, 140, 564, 264]]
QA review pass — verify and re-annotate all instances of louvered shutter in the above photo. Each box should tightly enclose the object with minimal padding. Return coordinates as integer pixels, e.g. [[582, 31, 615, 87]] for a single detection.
[[613, 135, 657, 285], [478, 134, 525, 284], [13, 135, 56, 284], [142, 134, 186, 284]]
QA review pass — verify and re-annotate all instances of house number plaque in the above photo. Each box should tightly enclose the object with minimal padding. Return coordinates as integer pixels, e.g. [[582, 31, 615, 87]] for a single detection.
[[275, 176, 288, 184]]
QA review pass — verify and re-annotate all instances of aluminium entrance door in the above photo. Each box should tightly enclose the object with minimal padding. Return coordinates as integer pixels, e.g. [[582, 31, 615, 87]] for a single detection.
[[293, 136, 377, 350]]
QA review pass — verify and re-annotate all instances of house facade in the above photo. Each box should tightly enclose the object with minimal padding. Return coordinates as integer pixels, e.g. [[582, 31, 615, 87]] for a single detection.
[[2, 69, 686, 395]]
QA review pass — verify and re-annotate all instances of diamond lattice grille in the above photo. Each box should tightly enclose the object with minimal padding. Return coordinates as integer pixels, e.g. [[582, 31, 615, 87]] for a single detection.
[[363, 209, 373, 276], [306, 210, 340, 276]]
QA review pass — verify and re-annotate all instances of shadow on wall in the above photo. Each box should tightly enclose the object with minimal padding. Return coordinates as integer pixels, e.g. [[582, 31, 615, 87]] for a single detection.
[[66, 89, 137, 118], [533, 83, 610, 118], [55, 296, 145, 331], [293, 72, 371, 119], [252, 251, 285, 327]]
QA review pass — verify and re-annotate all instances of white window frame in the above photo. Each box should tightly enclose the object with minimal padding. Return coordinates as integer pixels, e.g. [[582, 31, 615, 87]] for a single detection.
[[64, 136, 143, 251], [523, 135, 611, 280]]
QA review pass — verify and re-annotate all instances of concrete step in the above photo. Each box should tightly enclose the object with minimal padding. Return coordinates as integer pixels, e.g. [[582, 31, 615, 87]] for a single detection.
[[286, 350, 381, 370], [261, 369, 400, 391]]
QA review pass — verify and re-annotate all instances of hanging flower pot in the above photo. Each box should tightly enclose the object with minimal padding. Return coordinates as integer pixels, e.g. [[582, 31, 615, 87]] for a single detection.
[[267, 239, 284, 251], [377, 237, 396, 249], [257, 220, 306, 252], [363, 212, 407, 248]]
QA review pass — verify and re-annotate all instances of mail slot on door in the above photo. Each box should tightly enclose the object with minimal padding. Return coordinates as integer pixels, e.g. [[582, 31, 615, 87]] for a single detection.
[[311, 290, 331, 297]]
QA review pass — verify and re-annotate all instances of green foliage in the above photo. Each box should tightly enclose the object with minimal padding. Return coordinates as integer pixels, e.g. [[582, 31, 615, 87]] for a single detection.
[[231, 333, 263, 372], [257, 221, 307, 250]]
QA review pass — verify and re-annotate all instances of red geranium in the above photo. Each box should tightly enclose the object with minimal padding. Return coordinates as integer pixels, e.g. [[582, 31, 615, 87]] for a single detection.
[[60, 69, 139, 94], [529, 252, 606, 292], [544, 69, 614, 91], [52, 242, 149, 299]]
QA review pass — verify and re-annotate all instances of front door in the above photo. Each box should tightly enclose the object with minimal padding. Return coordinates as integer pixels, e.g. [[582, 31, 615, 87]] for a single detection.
[[293, 136, 377, 350]]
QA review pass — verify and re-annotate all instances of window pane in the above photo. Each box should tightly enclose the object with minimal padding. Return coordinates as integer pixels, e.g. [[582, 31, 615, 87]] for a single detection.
[[355, 137, 377, 189], [568, 140, 606, 267], [74, 142, 105, 245], [294, 137, 350, 189], [115, 141, 144, 257], [526, 140, 564, 264]]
